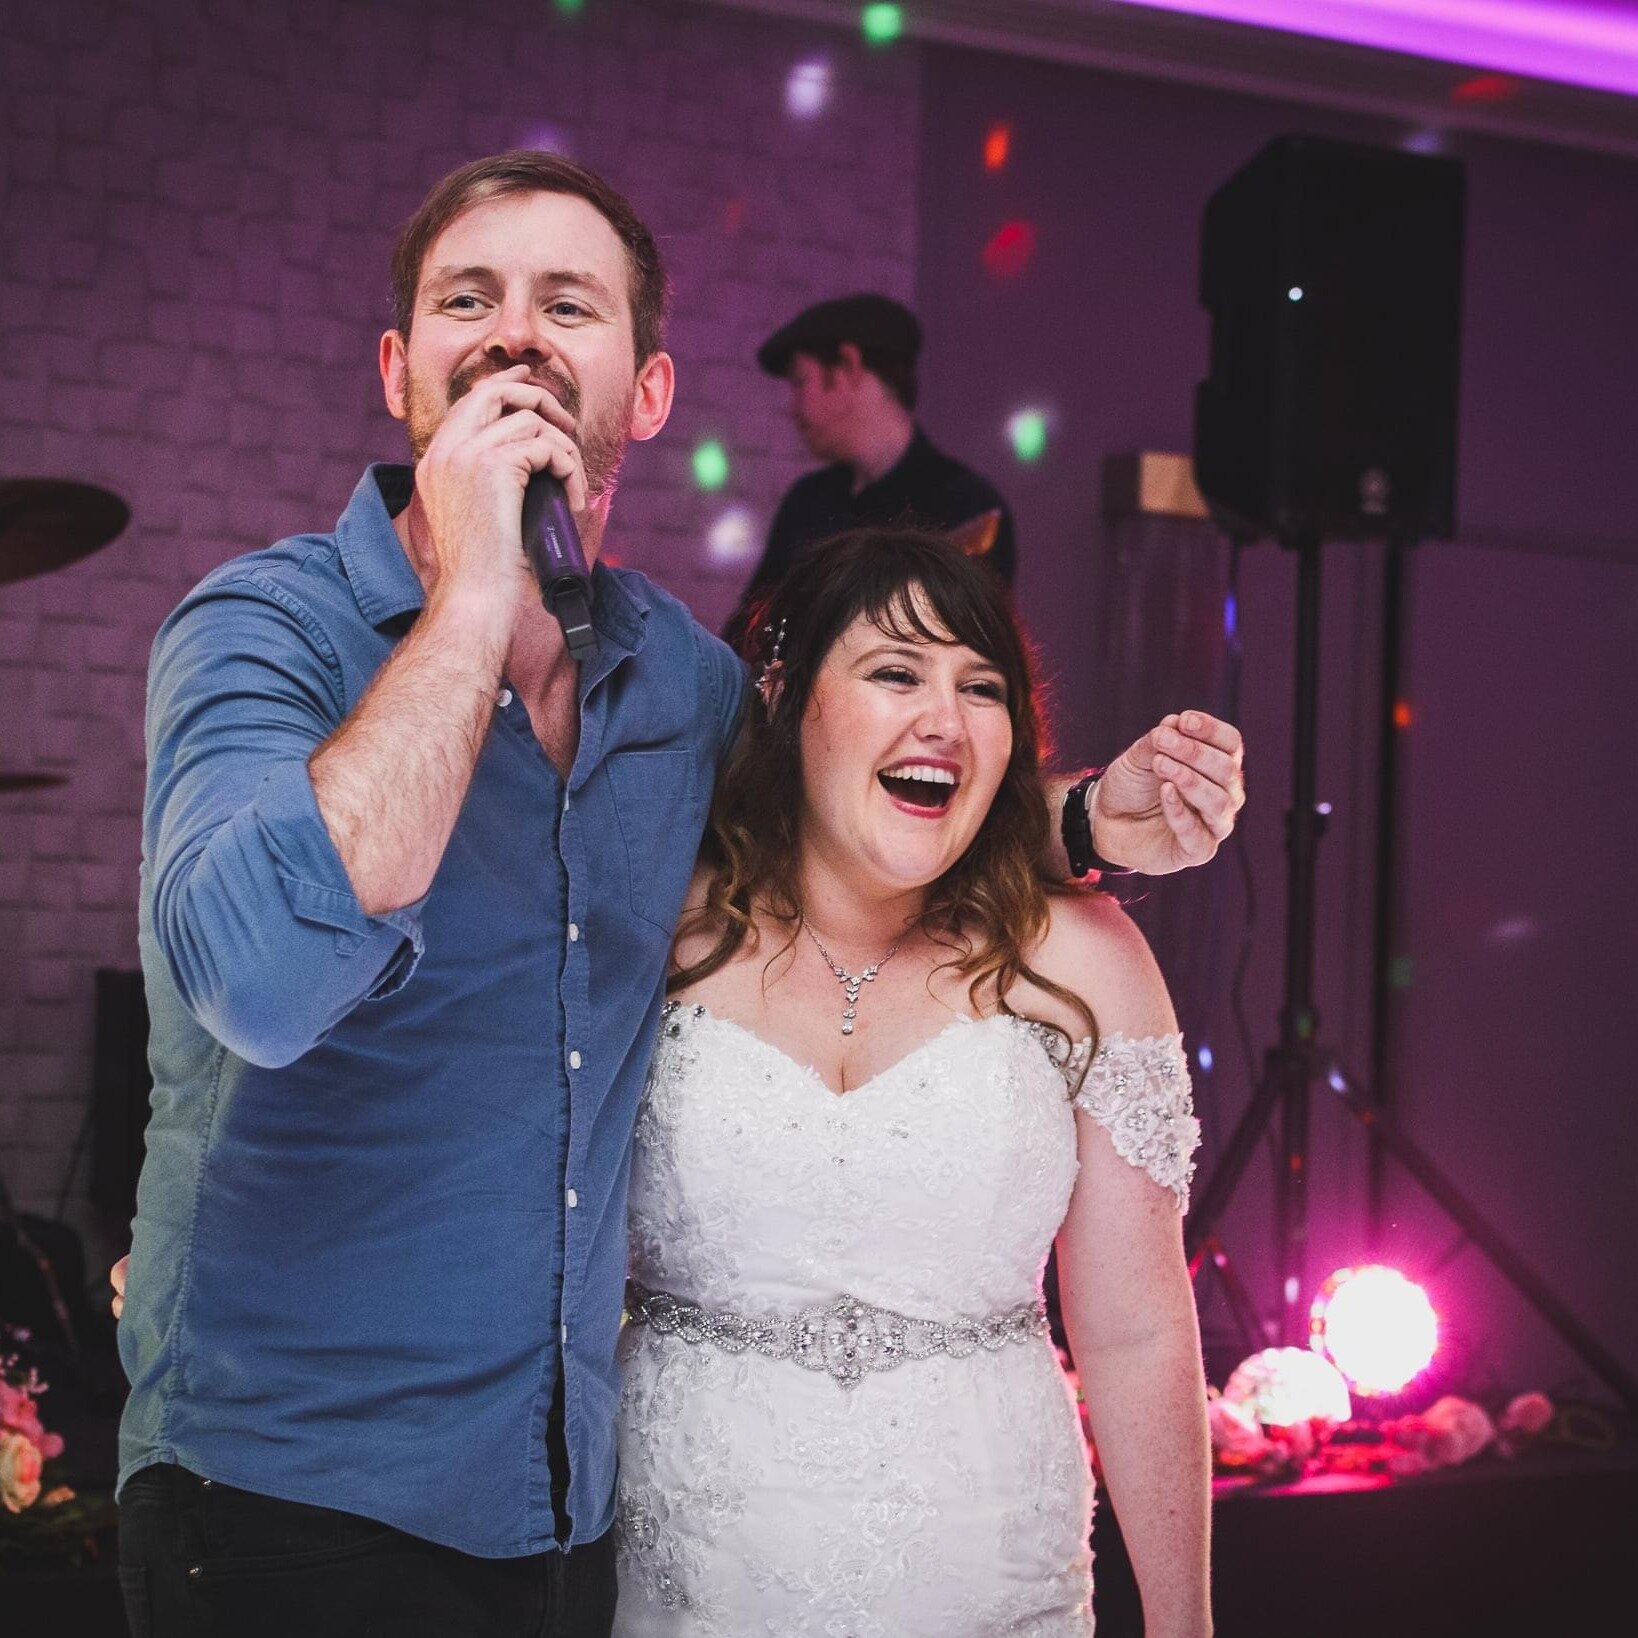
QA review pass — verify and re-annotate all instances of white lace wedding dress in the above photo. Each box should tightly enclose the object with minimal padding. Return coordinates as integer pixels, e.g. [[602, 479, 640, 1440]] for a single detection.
[[613, 1003, 1197, 1637]]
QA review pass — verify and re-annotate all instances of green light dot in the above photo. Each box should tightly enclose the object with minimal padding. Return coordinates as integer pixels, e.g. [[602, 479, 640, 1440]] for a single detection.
[[1387, 956, 1414, 990], [552, 0, 586, 14], [693, 439, 730, 492], [861, 4, 904, 46], [1008, 409, 1048, 463]]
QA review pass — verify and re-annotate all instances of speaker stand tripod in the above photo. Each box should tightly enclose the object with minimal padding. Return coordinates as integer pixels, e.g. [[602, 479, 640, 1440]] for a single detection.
[[1185, 531, 1638, 1414]]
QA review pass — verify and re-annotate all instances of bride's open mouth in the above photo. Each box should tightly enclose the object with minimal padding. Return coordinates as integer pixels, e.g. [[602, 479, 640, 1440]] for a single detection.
[[877, 760, 960, 815]]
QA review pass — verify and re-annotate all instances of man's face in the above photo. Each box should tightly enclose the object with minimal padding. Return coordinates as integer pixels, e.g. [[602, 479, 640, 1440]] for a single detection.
[[381, 190, 670, 498], [785, 352, 854, 463]]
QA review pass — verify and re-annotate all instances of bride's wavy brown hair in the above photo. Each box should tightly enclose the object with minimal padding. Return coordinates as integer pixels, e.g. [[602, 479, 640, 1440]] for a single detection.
[[671, 527, 1097, 1062]]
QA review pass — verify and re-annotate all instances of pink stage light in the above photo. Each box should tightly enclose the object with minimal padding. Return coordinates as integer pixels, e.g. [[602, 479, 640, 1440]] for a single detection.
[[1110, 2, 1638, 99], [1222, 1346, 1353, 1427], [982, 220, 1039, 279], [786, 58, 833, 120], [1310, 1265, 1439, 1397], [1451, 70, 1523, 102]]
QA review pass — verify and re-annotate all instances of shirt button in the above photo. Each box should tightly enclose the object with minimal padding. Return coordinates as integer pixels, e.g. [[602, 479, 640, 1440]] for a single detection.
[[568, 922, 580, 942], [568, 1049, 582, 1070], [566, 1188, 578, 1208], [561, 1323, 568, 1346], [496, 688, 513, 707]]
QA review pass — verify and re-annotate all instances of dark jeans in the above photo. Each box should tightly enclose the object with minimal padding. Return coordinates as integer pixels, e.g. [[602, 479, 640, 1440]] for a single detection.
[[118, 1465, 617, 1638]]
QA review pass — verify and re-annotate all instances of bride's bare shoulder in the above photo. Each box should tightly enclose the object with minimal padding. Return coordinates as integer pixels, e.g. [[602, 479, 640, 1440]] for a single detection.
[[1020, 890, 1178, 1041]]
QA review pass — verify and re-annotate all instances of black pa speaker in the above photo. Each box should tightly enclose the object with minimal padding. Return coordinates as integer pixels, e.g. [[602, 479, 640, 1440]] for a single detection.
[[1193, 133, 1465, 543]]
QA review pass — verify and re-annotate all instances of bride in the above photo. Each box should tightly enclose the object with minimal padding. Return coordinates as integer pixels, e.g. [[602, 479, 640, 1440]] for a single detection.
[[614, 528, 1212, 1635]]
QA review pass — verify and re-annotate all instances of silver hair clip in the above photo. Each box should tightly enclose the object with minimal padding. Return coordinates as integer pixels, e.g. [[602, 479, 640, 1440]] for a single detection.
[[754, 616, 787, 708]]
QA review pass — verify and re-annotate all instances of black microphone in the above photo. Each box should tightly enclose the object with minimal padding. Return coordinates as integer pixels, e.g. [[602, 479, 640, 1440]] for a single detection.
[[521, 470, 597, 661]]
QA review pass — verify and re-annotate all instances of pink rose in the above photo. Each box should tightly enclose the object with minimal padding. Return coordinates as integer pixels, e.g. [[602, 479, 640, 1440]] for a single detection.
[[0, 1382, 47, 1447], [1422, 1395, 1495, 1467], [1208, 1395, 1272, 1461], [1500, 1392, 1554, 1436], [0, 1431, 43, 1514], [1379, 1412, 1428, 1451]]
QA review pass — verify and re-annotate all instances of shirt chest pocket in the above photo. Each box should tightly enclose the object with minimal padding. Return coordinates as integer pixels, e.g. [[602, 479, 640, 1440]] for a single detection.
[[605, 749, 704, 933]]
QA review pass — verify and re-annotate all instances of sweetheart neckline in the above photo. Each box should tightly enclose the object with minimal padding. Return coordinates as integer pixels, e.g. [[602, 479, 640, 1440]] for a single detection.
[[663, 1003, 1090, 1102]]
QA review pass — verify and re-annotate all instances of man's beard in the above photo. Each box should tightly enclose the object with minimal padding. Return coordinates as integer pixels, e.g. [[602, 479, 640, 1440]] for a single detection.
[[405, 357, 633, 501]]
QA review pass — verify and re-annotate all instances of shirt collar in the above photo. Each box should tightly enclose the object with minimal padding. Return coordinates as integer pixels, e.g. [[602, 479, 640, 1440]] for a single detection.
[[333, 463, 650, 659], [334, 465, 426, 630], [856, 425, 935, 498]]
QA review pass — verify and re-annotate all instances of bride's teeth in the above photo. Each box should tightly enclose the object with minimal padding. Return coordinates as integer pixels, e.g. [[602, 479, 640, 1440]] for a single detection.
[[882, 765, 956, 786]]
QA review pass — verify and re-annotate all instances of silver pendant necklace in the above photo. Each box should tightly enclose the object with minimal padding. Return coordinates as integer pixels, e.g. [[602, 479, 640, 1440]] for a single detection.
[[804, 923, 902, 1036]]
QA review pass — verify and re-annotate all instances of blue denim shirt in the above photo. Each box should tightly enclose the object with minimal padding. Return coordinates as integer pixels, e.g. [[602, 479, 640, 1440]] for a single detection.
[[118, 465, 744, 1557]]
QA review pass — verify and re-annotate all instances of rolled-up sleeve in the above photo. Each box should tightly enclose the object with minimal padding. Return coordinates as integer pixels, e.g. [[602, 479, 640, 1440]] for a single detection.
[[144, 576, 425, 1068]]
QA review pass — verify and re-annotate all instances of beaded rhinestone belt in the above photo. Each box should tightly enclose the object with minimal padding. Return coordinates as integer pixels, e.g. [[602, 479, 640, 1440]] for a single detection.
[[624, 1282, 1049, 1389]]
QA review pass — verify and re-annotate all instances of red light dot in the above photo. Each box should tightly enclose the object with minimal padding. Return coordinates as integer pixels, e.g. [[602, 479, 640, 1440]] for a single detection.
[[1451, 72, 1520, 104], [721, 198, 745, 234], [981, 219, 1037, 279], [983, 121, 1011, 172], [1393, 700, 1414, 730]]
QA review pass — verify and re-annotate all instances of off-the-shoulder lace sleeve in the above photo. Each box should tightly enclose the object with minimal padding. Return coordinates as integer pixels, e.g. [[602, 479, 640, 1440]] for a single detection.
[[1071, 1033, 1199, 1212]]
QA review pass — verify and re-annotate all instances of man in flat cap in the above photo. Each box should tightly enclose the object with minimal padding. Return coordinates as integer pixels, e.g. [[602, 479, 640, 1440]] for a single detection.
[[722, 293, 1016, 651]]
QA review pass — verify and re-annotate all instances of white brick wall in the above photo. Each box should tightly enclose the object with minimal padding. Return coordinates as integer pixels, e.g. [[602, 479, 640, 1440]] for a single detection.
[[0, 0, 920, 1244]]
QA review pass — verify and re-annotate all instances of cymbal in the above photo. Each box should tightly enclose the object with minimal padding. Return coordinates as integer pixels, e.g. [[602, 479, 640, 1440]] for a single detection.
[[0, 771, 67, 793], [0, 478, 129, 585]]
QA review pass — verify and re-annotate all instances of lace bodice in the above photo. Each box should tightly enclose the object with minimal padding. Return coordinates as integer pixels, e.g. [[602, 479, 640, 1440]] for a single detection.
[[614, 1005, 1198, 1636], [630, 1006, 1197, 1317]]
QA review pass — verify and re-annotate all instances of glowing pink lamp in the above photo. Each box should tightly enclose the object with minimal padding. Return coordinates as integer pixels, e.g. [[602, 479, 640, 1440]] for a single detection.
[[1310, 1264, 1439, 1397]]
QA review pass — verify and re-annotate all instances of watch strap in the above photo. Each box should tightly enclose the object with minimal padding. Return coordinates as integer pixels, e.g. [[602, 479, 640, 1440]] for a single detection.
[[1062, 769, 1135, 878]]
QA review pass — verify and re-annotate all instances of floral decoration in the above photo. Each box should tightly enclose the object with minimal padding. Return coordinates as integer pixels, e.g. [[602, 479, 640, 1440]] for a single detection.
[[1207, 1376, 1569, 1485], [0, 1327, 115, 1564]]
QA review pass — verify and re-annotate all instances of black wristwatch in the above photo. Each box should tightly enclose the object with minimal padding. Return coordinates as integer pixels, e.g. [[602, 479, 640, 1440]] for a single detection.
[[1062, 769, 1133, 879]]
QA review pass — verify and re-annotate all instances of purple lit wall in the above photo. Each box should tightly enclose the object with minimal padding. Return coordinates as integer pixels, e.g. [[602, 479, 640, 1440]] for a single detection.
[[917, 43, 1638, 1395]]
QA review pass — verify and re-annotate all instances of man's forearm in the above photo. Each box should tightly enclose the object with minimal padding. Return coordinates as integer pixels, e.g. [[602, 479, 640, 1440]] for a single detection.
[[310, 589, 509, 916]]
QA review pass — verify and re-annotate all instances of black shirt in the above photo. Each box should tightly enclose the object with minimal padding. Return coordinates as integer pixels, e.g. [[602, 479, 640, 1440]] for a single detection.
[[722, 427, 1016, 653]]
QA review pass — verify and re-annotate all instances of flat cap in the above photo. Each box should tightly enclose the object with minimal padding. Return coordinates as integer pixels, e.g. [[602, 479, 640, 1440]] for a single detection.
[[756, 293, 922, 377]]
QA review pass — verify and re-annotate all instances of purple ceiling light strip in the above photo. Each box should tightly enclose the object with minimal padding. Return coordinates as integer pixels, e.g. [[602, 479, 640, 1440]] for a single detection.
[[1112, 1, 1638, 97]]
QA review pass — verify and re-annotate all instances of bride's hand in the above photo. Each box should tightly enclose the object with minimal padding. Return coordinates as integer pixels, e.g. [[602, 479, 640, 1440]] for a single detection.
[[1092, 711, 1245, 874]]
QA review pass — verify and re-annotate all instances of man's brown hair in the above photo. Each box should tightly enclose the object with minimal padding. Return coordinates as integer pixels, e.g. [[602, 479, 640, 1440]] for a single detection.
[[389, 150, 670, 364]]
